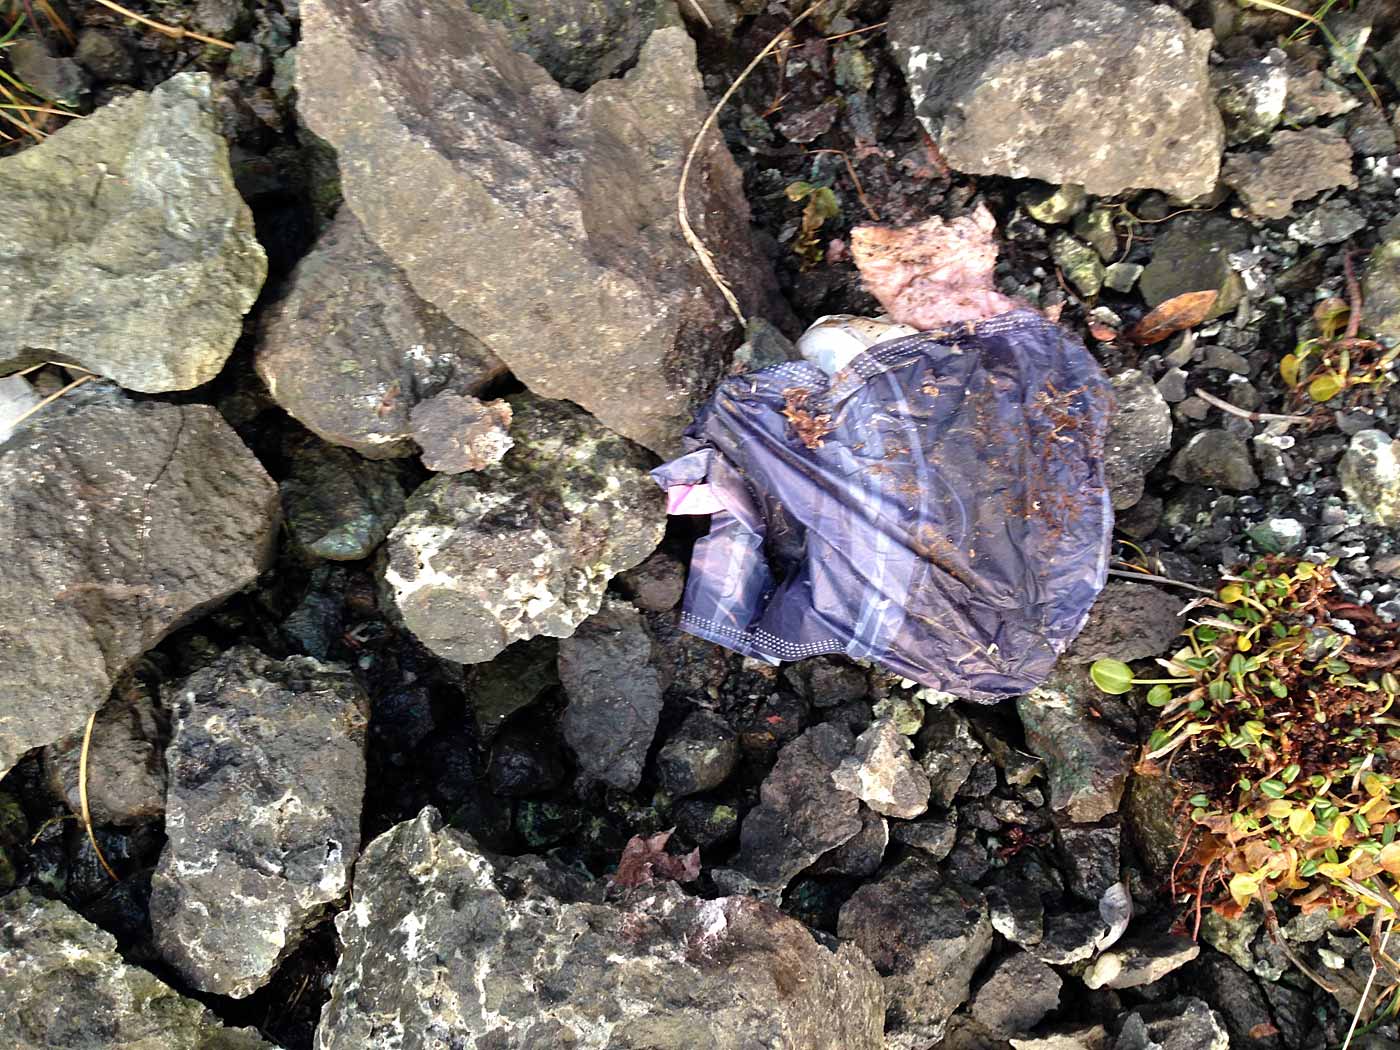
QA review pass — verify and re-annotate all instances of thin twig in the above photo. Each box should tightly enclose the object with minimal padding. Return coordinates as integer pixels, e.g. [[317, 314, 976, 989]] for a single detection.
[[1345, 917, 1395, 1050], [79, 708, 119, 882], [1107, 567, 1214, 595], [1344, 250, 1363, 340], [805, 147, 879, 221], [6, 372, 94, 430], [88, 0, 233, 49], [678, 0, 829, 325], [1194, 387, 1312, 425], [677, 0, 712, 30]]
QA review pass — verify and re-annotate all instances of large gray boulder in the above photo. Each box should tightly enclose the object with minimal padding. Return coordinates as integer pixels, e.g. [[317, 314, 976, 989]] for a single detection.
[[256, 208, 506, 459], [0, 73, 265, 391], [0, 387, 279, 779], [297, 0, 782, 455], [380, 394, 664, 664], [888, 0, 1222, 200], [150, 646, 369, 998], [315, 808, 887, 1050], [0, 888, 274, 1050]]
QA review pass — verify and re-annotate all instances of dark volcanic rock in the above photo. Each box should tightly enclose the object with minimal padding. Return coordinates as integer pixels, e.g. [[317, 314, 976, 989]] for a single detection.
[[1104, 370, 1173, 510], [655, 708, 739, 798], [916, 707, 984, 807], [719, 723, 862, 898], [0, 74, 265, 392], [380, 394, 664, 664], [558, 596, 665, 792], [468, 0, 661, 90], [0, 388, 279, 780], [150, 646, 369, 998], [316, 808, 886, 1049], [1115, 997, 1228, 1050], [887, 0, 1221, 199], [257, 208, 506, 459], [970, 952, 1062, 1037], [838, 860, 994, 1049], [1139, 213, 1249, 321], [0, 888, 273, 1049], [1067, 582, 1185, 664], [281, 437, 405, 561], [1170, 428, 1260, 492], [298, 0, 782, 455]]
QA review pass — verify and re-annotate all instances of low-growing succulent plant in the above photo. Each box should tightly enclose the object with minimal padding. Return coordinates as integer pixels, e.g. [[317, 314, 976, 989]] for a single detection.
[[1093, 557, 1400, 926]]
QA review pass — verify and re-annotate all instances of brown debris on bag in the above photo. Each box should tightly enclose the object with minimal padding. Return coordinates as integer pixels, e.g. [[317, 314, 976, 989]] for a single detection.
[[850, 204, 1020, 330]]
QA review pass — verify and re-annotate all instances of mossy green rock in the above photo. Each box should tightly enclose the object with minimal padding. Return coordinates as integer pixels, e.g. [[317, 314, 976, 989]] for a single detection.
[[0, 889, 274, 1049], [382, 394, 664, 664]]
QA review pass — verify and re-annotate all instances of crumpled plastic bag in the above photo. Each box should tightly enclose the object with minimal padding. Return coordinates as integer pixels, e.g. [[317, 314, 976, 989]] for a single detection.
[[653, 307, 1113, 702]]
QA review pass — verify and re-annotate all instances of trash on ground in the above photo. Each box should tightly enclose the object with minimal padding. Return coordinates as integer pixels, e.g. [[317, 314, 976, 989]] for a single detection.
[[654, 215, 1114, 702]]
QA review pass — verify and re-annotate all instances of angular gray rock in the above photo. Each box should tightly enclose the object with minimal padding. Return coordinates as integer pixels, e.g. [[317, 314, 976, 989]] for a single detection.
[[655, 708, 739, 798], [888, 0, 1222, 199], [1170, 428, 1260, 491], [970, 952, 1062, 1037], [1364, 237, 1400, 344], [720, 724, 863, 897], [0, 73, 265, 392], [316, 808, 886, 1050], [1212, 50, 1287, 145], [917, 707, 984, 807], [838, 860, 994, 1049], [831, 717, 931, 819], [1084, 934, 1200, 990], [381, 394, 665, 664], [1104, 370, 1173, 510], [1068, 582, 1185, 664], [410, 394, 514, 474], [151, 646, 368, 998], [1139, 213, 1248, 322], [0, 388, 279, 780], [1341, 429, 1400, 527], [813, 804, 889, 878], [43, 682, 166, 827], [299, 0, 782, 455], [1221, 127, 1356, 220], [1115, 997, 1228, 1050], [558, 596, 664, 791], [1019, 667, 1136, 823], [256, 208, 506, 459], [281, 437, 405, 561], [0, 888, 273, 1050]]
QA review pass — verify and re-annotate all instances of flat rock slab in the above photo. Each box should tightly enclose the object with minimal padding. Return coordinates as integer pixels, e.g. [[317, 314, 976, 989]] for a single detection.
[[558, 596, 664, 791], [381, 393, 664, 664], [1221, 127, 1357, 220], [151, 646, 368, 998], [888, 0, 1221, 199], [0, 388, 279, 779], [0, 72, 265, 391], [316, 807, 886, 1050], [298, 0, 782, 455], [256, 208, 506, 459], [0, 888, 274, 1050]]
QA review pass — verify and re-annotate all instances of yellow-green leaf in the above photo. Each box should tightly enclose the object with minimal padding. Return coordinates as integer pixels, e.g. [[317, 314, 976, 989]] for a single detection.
[[1309, 373, 1343, 402], [1317, 861, 1351, 879], [1279, 353, 1301, 387], [1289, 809, 1316, 837], [1220, 583, 1245, 604], [1229, 872, 1260, 907]]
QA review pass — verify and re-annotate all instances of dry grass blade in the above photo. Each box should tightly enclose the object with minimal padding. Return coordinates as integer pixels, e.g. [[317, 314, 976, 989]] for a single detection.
[[677, 0, 829, 325], [1240, 0, 1380, 107], [7, 371, 94, 430], [79, 708, 119, 881], [1344, 917, 1395, 1050], [88, 0, 233, 49], [1193, 387, 1312, 425]]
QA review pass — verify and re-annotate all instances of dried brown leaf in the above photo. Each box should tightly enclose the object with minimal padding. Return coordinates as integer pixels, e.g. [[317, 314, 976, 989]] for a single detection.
[[611, 829, 701, 891], [1125, 290, 1218, 346]]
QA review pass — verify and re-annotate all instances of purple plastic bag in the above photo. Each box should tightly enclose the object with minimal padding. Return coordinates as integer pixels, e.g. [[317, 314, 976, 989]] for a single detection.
[[652, 310, 1114, 702]]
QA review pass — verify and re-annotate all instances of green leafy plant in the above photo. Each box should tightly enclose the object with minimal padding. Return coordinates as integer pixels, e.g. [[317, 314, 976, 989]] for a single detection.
[[1279, 291, 1398, 407], [1092, 557, 1400, 927], [784, 180, 840, 270]]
